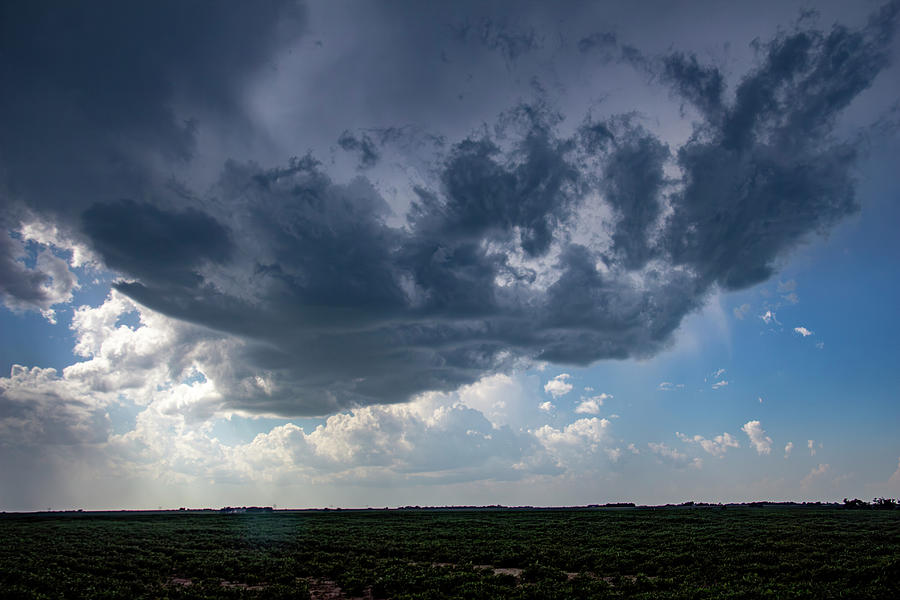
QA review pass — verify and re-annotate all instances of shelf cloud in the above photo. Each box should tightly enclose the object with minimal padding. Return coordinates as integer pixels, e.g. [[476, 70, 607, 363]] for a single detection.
[[2, 1, 897, 417]]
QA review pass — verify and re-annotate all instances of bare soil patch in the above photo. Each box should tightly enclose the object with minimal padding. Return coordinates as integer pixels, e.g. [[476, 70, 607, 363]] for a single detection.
[[474, 564, 524, 577], [307, 577, 379, 600], [220, 580, 267, 590], [167, 577, 267, 591]]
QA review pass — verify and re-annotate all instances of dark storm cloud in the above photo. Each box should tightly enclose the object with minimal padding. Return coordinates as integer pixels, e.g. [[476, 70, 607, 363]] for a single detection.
[[0, 233, 49, 307], [419, 119, 578, 259], [662, 3, 898, 289], [0, 0, 305, 217], [82, 201, 234, 287], [596, 120, 670, 270], [225, 157, 404, 313], [337, 131, 381, 169], [0, 0, 304, 310], [660, 53, 725, 119], [2, 1, 897, 415], [538, 244, 703, 363]]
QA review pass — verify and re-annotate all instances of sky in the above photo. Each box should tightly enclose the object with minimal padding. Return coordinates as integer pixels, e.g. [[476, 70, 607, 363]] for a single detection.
[[1, 0, 899, 511]]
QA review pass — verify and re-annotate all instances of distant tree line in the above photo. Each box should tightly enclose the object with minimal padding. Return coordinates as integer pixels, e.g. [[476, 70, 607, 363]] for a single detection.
[[843, 498, 898, 509], [219, 506, 274, 514]]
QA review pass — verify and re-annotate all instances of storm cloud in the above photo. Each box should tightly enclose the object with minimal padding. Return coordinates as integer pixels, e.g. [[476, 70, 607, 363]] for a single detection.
[[0, 0, 306, 307], [2, 1, 897, 417]]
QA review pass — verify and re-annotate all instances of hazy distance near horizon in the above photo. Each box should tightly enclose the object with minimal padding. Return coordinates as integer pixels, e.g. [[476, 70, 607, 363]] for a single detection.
[[1, 0, 899, 512]]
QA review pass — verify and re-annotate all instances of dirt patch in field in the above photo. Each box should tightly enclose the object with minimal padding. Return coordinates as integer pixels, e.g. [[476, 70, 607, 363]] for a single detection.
[[220, 580, 266, 590], [307, 577, 379, 600], [474, 565, 524, 577], [298, 561, 659, 600], [167, 577, 267, 591], [426, 562, 657, 586]]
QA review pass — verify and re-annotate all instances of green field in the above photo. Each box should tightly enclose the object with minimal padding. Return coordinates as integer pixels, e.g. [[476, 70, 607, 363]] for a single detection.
[[2, 506, 899, 599]]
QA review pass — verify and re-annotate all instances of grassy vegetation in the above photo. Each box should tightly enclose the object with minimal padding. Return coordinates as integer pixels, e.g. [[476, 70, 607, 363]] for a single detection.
[[2, 506, 899, 599]]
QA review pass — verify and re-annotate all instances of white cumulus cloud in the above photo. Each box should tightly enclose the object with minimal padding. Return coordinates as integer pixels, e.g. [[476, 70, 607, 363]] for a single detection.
[[741, 420, 773, 455], [648, 442, 703, 469], [534, 417, 613, 470], [676, 431, 739, 457], [543, 373, 573, 398], [534, 417, 610, 451], [575, 393, 611, 415]]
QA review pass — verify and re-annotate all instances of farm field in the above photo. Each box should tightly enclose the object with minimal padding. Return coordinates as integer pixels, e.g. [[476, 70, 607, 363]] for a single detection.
[[2, 506, 899, 599]]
